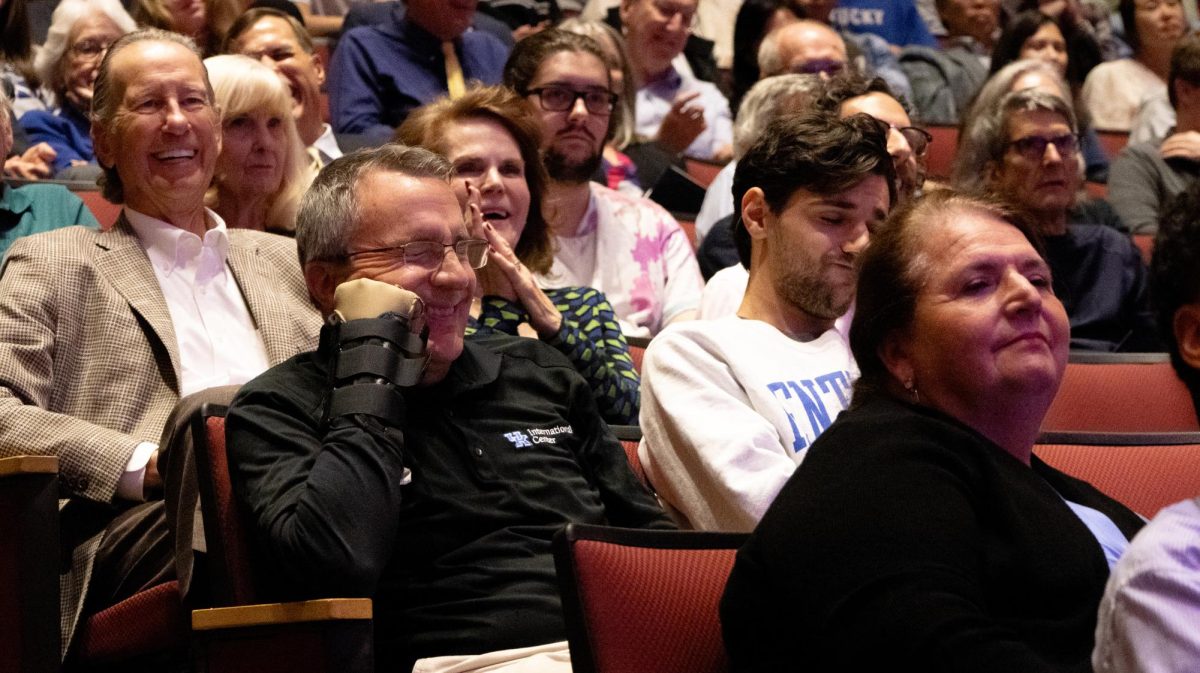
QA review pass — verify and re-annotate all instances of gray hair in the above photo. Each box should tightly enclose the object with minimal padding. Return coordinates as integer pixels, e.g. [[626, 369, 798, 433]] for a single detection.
[[91, 29, 209, 204], [733, 73, 823, 159], [557, 17, 638, 150], [36, 0, 136, 100], [953, 59, 1077, 191], [296, 145, 453, 266]]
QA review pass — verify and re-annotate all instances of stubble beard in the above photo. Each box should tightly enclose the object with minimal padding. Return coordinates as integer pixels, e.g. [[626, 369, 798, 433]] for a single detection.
[[775, 259, 853, 322]]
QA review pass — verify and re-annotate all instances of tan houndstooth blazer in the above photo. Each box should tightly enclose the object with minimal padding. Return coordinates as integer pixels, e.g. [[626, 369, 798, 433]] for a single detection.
[[0, 215, 322, 651]]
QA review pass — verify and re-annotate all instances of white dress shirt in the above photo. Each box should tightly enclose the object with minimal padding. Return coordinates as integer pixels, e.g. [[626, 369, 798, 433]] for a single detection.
[[117, 207, 270, 499]]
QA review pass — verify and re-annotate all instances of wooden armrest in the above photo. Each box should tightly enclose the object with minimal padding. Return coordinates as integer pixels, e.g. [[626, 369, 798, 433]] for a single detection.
[[192, 598, 372, 631], [0, 455, 57, 476], [192, 599, 374, 673]]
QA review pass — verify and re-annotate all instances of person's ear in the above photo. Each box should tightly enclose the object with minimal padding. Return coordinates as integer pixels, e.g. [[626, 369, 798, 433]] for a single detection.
[[619, 0, 636, 24], [303, 261, 341, 315], [311, 48, 326, 87], [740, 187, 769, 242], [878, 329, 916, 391], [1173, 303, 1200, 373]]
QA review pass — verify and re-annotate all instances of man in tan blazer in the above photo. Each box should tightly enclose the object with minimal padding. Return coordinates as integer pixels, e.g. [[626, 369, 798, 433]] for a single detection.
[[0, 28, 321, 655]]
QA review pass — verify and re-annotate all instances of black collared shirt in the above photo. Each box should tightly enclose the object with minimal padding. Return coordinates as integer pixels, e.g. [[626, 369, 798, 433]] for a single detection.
[[227, 328, 671, 669]]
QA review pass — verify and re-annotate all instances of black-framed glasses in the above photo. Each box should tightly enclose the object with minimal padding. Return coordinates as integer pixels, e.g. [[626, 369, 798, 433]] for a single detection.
[[1008, 134, 1079, 161], [525, 86, 617, 115], [894, 125, 933, 157], [347, 239, 489, 271]]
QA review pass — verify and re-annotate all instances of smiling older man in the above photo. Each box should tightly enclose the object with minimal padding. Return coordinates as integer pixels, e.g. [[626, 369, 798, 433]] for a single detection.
[[226, 144, 671, 673], [0, 28, 320, 654]]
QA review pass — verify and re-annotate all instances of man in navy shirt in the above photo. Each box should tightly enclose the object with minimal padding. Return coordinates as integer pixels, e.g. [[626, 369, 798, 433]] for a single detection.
[[328, 0, 510, 143]]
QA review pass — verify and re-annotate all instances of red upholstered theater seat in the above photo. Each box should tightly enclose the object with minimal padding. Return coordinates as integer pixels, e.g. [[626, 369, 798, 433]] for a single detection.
[[1133, 233, 1154, 266], [77, 190, 122, 230], [684, 158, 724, 189], [1041, 353, 1198, 433], [1096, 130, 1130, 158], [554, 524, 747, 673], [1035, 432, 1200, 517], [924, 125, 958, 180], [609, 425, 648, 489], [73, 580, 188, 665]]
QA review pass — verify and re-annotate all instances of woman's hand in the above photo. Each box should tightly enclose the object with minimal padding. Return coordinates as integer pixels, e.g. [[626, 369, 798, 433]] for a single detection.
[[462, 181, 562, 339], [479, 220, 563, 339]]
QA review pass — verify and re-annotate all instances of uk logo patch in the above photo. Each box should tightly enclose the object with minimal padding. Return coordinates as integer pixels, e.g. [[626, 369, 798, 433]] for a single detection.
[[504, 431, 533, 448]]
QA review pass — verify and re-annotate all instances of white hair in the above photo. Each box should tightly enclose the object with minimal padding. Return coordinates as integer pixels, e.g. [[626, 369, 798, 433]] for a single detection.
[[36, 0, 136, 99]]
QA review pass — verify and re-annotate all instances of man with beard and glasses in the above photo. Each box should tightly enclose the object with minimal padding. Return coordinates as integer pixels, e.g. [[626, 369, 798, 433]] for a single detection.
[[503, 28, 704, 337], [638, 111, 895, 531]]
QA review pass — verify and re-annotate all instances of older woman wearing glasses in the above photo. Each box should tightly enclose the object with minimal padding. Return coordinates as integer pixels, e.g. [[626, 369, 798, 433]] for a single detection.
[[18, 0, 134, 176]]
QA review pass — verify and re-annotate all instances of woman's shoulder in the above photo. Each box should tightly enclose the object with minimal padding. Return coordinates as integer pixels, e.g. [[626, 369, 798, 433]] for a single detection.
[[805, 397, 1005, 475], [819, 397, 982, 445]]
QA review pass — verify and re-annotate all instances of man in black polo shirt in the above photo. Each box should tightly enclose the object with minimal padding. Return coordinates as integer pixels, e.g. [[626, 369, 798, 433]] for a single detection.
[[225, 145, 671, 673]]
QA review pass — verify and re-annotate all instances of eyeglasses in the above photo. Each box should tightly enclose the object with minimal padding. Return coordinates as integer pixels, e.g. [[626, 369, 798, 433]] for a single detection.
[[893, 125, 933, 157], [792, 58, 845, 77], [1135, 0, 1180, 11], [347, 239, 489, 271], [1008, 133, 1079, 161], [71, 39, 112, 60], [525, 86, 617, 115]]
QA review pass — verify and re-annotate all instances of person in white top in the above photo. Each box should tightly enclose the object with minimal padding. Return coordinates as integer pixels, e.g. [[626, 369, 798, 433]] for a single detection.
[[0, 29, 321, 652], [1093, 166, 1200, 673], [504, 28, 703, 337], [639, 110, 895, 531], [1081, 0, 1185, 131]]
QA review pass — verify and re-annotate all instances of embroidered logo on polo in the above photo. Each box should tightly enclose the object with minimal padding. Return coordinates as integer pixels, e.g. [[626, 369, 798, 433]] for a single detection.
[[503, 424, 573, 448]]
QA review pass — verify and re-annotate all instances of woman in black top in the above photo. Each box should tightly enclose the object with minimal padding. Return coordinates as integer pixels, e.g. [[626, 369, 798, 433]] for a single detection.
[[720, 190, 1144, 673]]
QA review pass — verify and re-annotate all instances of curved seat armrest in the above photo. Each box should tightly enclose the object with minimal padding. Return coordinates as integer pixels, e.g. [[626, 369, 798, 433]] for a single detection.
[[192, 598, 372, 630]]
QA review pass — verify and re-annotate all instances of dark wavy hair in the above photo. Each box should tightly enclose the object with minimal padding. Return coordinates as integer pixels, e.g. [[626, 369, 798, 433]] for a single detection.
[[730, 0, 806, 115], [1152, 182, 1200, 401], [502, 28, 618, 145], [396, 84, 555, 275], [989, 10, 1102, 89], [1, 0, 38, 90], [731, 110, 896, 267]]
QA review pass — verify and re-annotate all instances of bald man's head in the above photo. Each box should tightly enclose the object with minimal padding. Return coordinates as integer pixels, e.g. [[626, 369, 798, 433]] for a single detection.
[[758, 20, 848, 79]]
